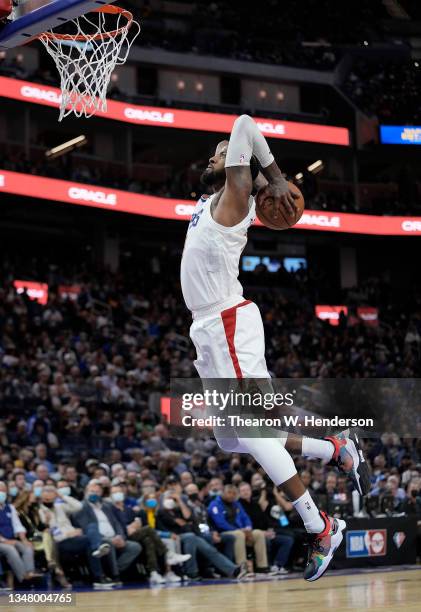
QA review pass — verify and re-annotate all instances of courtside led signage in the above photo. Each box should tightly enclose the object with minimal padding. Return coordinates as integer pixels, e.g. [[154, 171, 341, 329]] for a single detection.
[[346, 530, 387, 558]]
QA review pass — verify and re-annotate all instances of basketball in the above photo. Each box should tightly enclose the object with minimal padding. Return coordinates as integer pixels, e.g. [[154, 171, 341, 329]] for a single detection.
[[255, 181, 305, 230]]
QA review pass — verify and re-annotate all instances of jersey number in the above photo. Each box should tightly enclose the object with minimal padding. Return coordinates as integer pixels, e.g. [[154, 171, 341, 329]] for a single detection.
[[189, 209, 204, 229]]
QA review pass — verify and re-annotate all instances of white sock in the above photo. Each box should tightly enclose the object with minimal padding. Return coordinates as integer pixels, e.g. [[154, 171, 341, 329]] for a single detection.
[[302, 437, 335, 461], [293, 490, 325, 533]]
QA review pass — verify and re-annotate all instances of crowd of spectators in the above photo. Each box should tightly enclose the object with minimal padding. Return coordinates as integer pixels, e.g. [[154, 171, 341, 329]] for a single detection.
[[0, 0, 387, 71], [0, 253, 420, 588], [343, 58, 421, 124], [136, 0, 386, 69]]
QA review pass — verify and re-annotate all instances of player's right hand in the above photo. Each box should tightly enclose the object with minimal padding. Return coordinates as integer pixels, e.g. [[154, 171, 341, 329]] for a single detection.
[[262, 178, 300, 218]]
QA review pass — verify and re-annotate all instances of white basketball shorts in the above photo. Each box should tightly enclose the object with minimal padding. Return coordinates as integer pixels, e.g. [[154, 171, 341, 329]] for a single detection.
[[190, 299, 270, 379]]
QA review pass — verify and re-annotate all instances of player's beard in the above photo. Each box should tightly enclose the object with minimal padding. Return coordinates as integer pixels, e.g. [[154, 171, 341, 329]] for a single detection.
[[200, 166, 225, 187]]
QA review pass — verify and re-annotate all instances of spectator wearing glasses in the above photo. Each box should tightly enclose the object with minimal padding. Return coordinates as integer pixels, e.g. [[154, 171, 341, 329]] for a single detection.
[[73, 481, 141, 585]]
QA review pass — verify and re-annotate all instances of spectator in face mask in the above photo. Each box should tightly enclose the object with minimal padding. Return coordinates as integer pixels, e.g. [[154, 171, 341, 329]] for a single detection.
[[110, 479, 139, 510], [379, 475, 406, 514], [207, 484, 269, 574], [12, 481, 60, 582], [110, 485, 189, 584], [238, 482, 293, 575], [157, 491, 243, 581], [73, 481, 141, 585], [402, 480, 421, 515], [0, 481, 41, 587], [204, 478, 224, 505], [56, 480, 72, 499], [32, 481, 44, 502], [139, 491, 184, 583], [184, 483, 236, 564], [9, 472, 28, 503], [40, 485, 113, 588]]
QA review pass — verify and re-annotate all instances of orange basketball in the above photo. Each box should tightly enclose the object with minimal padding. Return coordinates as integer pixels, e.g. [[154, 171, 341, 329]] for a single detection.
[[255, 181, 304, 230]]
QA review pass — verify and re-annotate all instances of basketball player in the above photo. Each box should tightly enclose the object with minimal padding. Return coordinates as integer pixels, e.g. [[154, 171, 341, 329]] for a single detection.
[[180, 115, 370, 581]]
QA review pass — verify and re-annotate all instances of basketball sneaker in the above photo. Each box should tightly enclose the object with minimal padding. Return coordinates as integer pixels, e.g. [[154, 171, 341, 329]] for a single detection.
[[325, 430, 371, 496], [304, 512, 346, 582]]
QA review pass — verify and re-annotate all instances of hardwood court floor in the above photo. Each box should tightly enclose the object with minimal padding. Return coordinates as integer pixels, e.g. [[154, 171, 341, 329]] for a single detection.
[[5, 569, 421, 612]]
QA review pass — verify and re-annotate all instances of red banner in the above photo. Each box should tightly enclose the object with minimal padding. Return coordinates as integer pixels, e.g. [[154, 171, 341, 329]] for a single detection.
[[1, 169, 421, 235], [14, 280, 48, 305], [315, 305, 348, 326], [357, 307, 379, 327], [0, 76, 350, 146]]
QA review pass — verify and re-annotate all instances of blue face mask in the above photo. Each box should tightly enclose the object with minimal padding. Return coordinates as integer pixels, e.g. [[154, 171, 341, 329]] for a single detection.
[[88, 493, 101, 504], [34, 487, 43, 498], [58, 487, 71, 497], [9, 486, 18, 497], [0, 492, 7, 504], [145, 498, 157, 509]]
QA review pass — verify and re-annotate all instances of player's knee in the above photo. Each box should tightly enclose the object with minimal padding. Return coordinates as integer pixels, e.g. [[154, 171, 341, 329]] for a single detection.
[[216, 437, 243, 453]]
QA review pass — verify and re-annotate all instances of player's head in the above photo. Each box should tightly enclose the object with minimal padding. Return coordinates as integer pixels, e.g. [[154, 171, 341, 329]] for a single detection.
[[201, 140, 228, 187], [201, 140, 260, 190]]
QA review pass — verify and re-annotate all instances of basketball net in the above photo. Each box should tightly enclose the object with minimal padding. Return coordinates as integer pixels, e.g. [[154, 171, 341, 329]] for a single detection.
[[38, 5, 140, 121]]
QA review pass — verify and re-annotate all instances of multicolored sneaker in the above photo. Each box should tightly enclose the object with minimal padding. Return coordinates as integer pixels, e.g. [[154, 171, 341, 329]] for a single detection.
[[304, 512, 346, 582], [325, 430, 371, 496]]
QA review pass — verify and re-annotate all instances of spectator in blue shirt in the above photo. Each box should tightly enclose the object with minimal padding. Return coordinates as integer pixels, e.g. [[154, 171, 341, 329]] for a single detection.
[[207, 484, 268, 572]]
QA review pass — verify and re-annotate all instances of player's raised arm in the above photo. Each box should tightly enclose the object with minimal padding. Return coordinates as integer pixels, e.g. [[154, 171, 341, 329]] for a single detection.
[[214, 114, 298, 226]]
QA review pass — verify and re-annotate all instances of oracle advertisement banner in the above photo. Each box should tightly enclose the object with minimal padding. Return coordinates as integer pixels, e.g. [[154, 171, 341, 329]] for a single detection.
[[1, 169, 421, 236], [13, 280, 48, 305], [315, 305, 348, 326], [0, 76, 350, 146], [315, 306, 380, 326]]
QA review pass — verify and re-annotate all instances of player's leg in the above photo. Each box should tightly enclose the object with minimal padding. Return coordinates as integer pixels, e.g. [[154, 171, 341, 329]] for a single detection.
[[285, 432, 371, 496], [235, 435, 346, 581], [192, 304, 345, 580], [218, 303, 346, 581], [223, 304, 370, 494]]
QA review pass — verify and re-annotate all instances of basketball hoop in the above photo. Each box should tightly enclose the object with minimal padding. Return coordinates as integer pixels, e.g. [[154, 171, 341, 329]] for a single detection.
[[38, 5, 140, 121]]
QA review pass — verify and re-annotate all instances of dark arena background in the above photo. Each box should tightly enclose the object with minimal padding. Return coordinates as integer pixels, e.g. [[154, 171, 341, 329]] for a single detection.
[[0, 1, 420, 611]]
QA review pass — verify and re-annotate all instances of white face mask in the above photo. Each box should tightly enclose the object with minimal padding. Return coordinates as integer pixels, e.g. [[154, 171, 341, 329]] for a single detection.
[[163, 498, 176, 510], [111, 492, 125, 503]]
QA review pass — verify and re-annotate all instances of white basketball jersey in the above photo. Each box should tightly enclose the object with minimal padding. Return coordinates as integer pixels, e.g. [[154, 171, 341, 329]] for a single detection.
[[180, 193, 256, 312]]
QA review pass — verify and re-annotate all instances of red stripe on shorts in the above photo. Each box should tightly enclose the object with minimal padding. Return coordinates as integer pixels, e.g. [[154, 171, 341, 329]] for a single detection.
[[220, 300, 252, 379]]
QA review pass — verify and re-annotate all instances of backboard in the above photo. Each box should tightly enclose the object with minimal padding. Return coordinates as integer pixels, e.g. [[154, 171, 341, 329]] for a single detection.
[[0, 0, 115, 48]]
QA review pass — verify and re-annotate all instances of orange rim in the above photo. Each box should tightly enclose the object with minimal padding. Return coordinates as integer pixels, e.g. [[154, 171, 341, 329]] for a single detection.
[[39, 5, 133, 42]]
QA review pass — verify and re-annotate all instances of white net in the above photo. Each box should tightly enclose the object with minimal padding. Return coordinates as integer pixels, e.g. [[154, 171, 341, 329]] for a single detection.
[[39, 7, 140, 121]]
